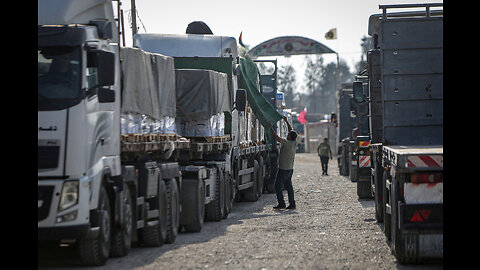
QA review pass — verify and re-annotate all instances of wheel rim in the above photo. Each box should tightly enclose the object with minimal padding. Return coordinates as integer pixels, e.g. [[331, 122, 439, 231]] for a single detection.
[[172, 187, 179, 227], [100, 194, 111, 256], [124, 189, 132, 239]]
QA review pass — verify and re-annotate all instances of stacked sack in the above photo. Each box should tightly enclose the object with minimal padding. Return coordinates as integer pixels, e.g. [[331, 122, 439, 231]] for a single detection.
[[121, 113, 176, 135], [176, 112, 224, 137]]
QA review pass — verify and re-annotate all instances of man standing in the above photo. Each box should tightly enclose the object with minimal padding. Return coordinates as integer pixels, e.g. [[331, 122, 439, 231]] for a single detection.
[[317, 138, 333, 175], [269, 116, 297, 210]]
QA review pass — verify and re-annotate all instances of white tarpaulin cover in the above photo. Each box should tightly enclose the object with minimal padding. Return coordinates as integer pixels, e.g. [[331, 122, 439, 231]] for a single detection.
[[121, 47, 176, 119], [175, 69, 230, 121]]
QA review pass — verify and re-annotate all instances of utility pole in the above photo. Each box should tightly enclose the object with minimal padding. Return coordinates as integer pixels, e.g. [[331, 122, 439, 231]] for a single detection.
[[131, 0, 137, 41]]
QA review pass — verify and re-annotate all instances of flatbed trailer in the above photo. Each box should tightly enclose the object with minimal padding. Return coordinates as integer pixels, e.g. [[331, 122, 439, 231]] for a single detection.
[[362, 3, 443, 264], [380, 145, 443, 263]]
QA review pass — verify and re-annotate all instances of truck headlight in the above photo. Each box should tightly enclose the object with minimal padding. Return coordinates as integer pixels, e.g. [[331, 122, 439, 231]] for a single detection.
[[58, 181, 79, 212]]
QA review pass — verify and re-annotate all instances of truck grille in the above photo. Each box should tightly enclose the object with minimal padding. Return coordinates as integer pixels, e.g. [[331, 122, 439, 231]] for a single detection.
[[38, 146, 60, 170], [38, 186, 54, 221]]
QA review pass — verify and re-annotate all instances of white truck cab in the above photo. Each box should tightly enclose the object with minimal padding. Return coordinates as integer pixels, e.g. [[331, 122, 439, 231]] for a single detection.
[[38, 0, 121, 246]]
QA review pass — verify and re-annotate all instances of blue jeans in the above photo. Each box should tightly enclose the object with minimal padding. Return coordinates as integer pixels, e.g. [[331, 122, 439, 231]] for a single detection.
[[275, 169, 295, 207]]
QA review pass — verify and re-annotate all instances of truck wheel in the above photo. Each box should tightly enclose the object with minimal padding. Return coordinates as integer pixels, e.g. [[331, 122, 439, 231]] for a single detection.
[[266, 156, 277, 193], [383, 170, 391, 241], [351, 165, 358, 182], [140, 180, 167, 246], [228, 173, 234, 212], [232, 160, 240, 202], [206, 167, 225, 221], [244, 161, 259, 202], [165, 178, 180, 243], [391, 177, 409, 264], [374, 163, 384, 222], [345, 154, 350, 176], [183, 179, 205, 232], [111, 184, 133, 256], [222, 171, 231, 219], [257, 156, 264, 198], [78, 186, 111, 266], [357, 180, 371, 199]]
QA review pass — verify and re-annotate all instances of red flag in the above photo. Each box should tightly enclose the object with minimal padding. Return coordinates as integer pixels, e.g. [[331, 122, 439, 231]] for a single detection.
[[297, 108, 307, 124]]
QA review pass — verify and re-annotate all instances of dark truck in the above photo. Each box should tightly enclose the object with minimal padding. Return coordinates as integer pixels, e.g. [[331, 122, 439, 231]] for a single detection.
[[357, 3, 443, 263], [254, 59, 280, 193], [351, 75, 373, 199], [336, 84, 353, 176]]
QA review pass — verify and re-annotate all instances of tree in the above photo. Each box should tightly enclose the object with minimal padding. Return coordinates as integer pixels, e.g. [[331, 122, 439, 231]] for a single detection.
[[303, 55, 353, 114], [355, 35, 373, 74], [277, 64, 296, 108]]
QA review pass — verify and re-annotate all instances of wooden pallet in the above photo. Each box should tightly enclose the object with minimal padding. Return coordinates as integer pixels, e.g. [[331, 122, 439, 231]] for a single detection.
[[122, 133, 143, 143], [121, 133, 178, 143], [154, 133, 178, 142], [186, 135, 231, 143], [121, 140, 184, 153]]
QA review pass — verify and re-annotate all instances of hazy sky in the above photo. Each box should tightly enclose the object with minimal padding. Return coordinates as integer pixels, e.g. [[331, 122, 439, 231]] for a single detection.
[[120, 0, 443, 93]]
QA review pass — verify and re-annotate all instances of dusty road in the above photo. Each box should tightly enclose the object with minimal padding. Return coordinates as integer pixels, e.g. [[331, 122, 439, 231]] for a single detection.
[[38, 153, 442, 269]]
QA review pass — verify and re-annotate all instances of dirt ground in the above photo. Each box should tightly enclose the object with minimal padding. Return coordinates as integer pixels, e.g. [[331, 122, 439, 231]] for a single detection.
[[38, 153, 443, 269]]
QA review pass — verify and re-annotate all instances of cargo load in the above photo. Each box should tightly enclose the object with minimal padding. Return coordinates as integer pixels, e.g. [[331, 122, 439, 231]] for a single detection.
[[120, 47, 176, 121], [120, 47, 177, 135], [174, 69, 230, 137]]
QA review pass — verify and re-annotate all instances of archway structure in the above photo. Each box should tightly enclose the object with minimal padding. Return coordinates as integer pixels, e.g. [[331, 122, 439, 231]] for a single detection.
[[247, 36, 336, 58]]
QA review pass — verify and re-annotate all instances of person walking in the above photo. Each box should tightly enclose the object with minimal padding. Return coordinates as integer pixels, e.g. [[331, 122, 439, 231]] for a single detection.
[[269, 116, 297, 210], [317, 138, 333, 175]]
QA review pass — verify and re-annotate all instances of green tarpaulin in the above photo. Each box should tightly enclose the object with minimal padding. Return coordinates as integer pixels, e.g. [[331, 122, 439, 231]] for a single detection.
[[238, 46, 283, 135]]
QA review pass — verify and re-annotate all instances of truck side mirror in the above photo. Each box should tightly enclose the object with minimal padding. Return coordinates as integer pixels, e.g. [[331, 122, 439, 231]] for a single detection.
[[330, 113, 337, 124], [88, 49, 115, 86], [235, 89, 247, 111], [352, 81, 364, 103], [98, 88, 115, 103]]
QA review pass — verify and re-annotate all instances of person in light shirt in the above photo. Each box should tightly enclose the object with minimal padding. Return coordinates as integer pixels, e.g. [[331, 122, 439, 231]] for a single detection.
[[269, 116, 297, 210], [317, 138, 333, 175]]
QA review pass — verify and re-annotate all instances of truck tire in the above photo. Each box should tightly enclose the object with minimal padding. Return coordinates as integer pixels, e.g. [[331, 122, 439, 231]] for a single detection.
[[373, 161, 384, 222], [383, 170, 391, 241], [206, 167, 225, 221], [244, 161, 259, 202], [257, 156, 264, 198], [266, 156, 277, 193], [232, 159, 241, 202], [111, 184, 133, 256], [350, 165, 358, 182], [183, 179, 205, 232], [223, 172, 231, 219], [228, 173, 234, 212], [78, 186, 111, 266], [390, 177, 411, 264], [344, 152, 350, 176], [165, 178, 180, 243], [140, 180, 167, 247], [357, 180, 372, 199]]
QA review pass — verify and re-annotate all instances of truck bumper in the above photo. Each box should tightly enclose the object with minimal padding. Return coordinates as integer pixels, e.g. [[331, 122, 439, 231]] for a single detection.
[[38, 223, 98, 241], [399, 203, 443, 258], [38, 176, 92, 241], [400, 203, 443, 231], [399, 232, 443, 258]]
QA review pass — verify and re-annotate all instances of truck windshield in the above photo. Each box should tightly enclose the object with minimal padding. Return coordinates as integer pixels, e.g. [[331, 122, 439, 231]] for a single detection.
[[38, 46, 82, 111]]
